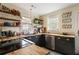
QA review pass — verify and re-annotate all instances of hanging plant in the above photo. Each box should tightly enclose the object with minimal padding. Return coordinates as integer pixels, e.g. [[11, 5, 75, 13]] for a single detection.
[[33, 18, 40, 24]]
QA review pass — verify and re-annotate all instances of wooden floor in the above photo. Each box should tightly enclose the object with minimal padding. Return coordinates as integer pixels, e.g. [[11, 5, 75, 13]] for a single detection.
[[6, 44, 49, 55]]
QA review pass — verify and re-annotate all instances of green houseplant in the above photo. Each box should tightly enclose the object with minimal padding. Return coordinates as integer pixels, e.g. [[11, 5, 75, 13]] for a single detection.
[[33, 18, 40, 24], [33, 18, 43, 28]]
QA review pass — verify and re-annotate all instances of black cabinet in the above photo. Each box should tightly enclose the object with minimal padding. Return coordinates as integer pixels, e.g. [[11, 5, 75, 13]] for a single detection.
[[30, 36, 39, 44], [36, 34, 46, 47], [25, 36, 38, 44], [55, 36, 75, 55], [25, 35, 46, 47]]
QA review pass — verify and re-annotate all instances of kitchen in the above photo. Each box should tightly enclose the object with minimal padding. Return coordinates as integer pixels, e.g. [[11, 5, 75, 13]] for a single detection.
[[0, 3, 79, 55]]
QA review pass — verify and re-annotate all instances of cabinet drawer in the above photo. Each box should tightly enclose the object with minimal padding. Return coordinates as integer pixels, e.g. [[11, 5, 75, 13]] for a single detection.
[[55, 36, 75, 54], [55, 36, 75, 45], [55, 45, 75, 54], [62, 37, 74, 42]]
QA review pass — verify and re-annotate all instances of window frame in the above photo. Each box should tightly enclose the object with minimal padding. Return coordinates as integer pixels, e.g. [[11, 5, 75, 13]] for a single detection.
[[47, 15, 59, 32]]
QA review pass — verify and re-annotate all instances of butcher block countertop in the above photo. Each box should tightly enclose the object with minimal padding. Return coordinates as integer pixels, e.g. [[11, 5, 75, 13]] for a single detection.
[[45, 33, 75, 38], [6, 44, 49, 55], [0, 35, 26, 42], [32, 33, 75, 38], [23, 33, 75, 38], [0, 33, 75, 42]]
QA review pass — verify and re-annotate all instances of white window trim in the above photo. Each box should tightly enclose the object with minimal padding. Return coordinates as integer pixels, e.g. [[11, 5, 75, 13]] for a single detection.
[[47, 15, 59, 32]]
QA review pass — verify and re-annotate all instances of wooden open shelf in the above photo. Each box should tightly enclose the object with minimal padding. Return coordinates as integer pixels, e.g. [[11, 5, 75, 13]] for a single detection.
[[0, 4, 21, 17], [0, 35, 26, 42], [0, 17, 20, 21]]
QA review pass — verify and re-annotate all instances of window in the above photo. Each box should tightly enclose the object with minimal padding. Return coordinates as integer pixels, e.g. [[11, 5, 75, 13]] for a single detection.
[[47, 15, 59, 32], [20, 17, 34, 34], [21, 23, 33, 34]]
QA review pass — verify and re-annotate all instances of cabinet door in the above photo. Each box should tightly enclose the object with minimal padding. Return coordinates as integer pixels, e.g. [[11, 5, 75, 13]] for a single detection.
[[37, 35, 46, 47], [62, 37, 75, 55], [34, 35, 39, 44], [55, 36, 75, 55], [55, 36, 64, 52], [30, 36, 37, 43]]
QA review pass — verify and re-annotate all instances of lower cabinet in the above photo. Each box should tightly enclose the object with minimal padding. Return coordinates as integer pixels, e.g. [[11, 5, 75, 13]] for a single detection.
[[55, 36, 75, 55], [25, 36, 39, 44], [25, 34, 75, 55], [25, 35, 46, 47], [36, 34, 46, 47], [30, 36, 39, 44]]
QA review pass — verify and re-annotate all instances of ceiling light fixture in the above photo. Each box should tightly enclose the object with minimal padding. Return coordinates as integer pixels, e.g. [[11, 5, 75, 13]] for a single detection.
[[28, 4, 36, 19]]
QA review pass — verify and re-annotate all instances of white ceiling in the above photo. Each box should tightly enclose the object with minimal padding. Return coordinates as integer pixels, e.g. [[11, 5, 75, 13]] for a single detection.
[[12, 3, 75, 17]]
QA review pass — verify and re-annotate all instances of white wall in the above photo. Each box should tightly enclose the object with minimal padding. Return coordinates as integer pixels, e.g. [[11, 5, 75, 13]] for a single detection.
[[42, 4, 79, 34]]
